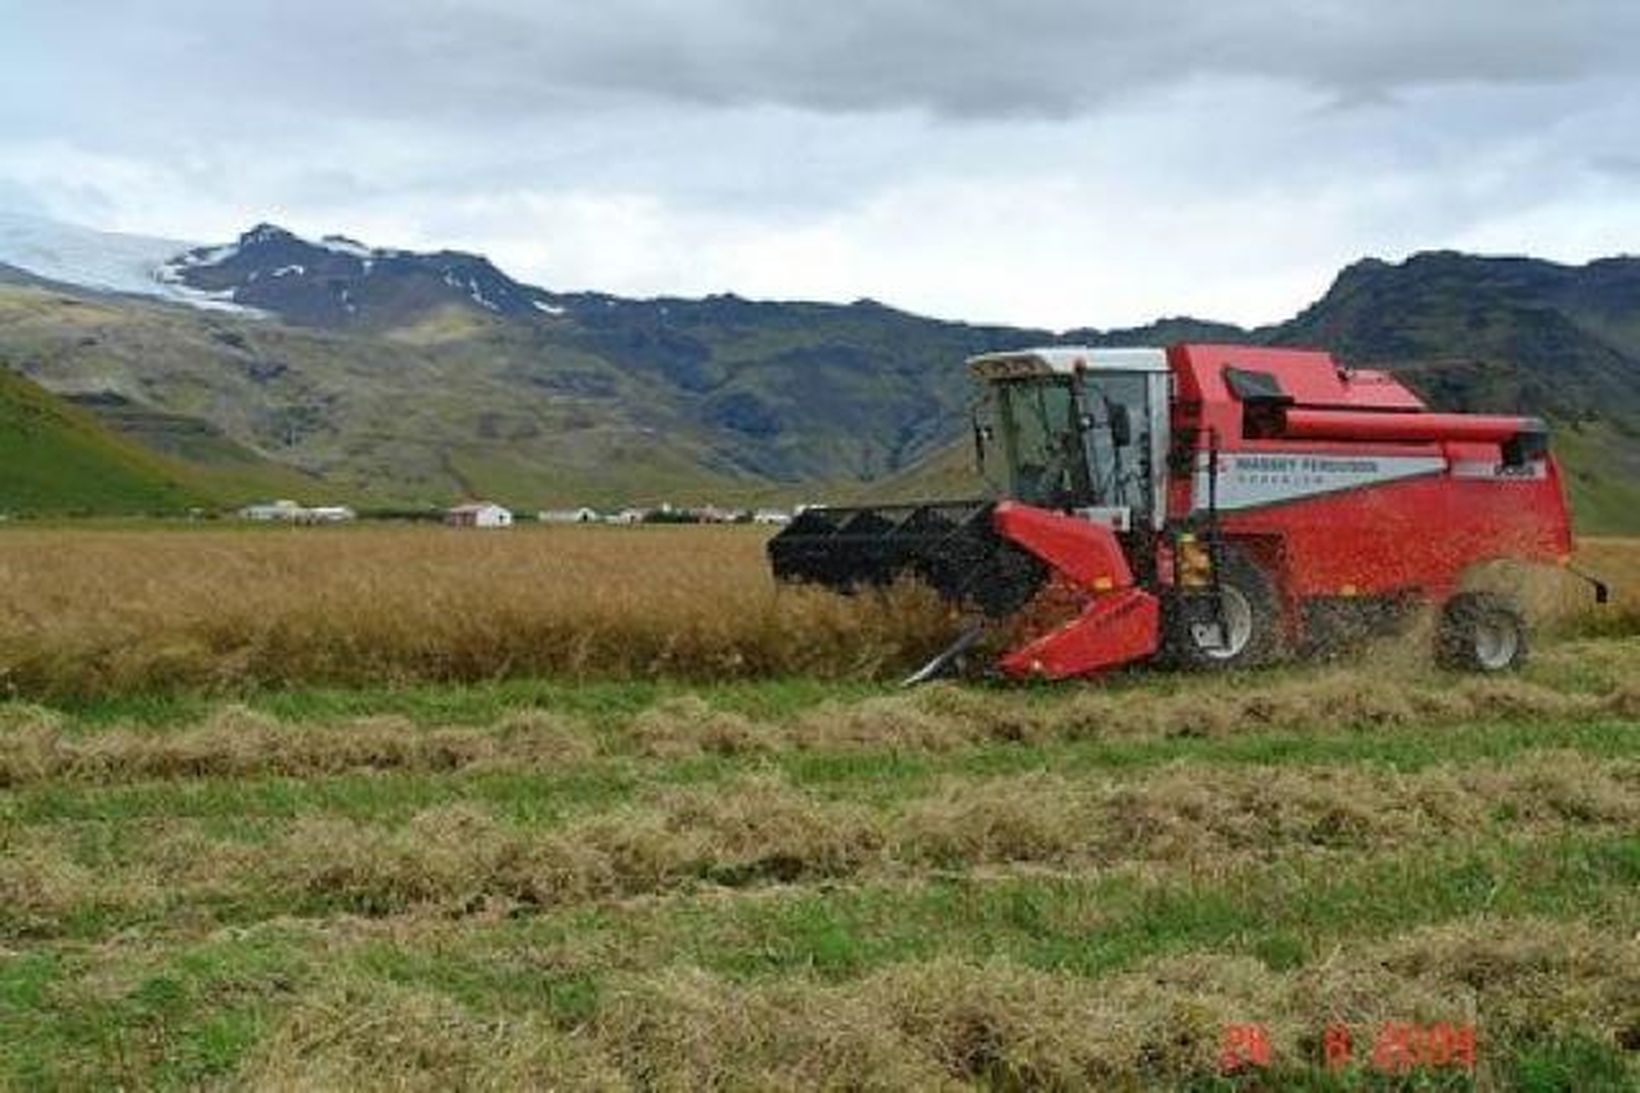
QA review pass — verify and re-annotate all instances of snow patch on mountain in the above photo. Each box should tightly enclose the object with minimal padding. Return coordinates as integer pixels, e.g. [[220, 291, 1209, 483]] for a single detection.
[[466, 276, 500, 311], [1, 214, 577, 325], [0, 211, 256, 313], [170, 240, 241, 269], [320, 234, 372, 258]]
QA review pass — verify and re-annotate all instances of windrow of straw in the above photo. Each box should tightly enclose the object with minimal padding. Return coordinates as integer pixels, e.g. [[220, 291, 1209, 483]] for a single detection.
[[5, 755, 1633, 932], [0, 704, 594, 787], [5, 666, 1637, 787], [227, 757, 1640, 914], [235, 917, 1639, 1090]]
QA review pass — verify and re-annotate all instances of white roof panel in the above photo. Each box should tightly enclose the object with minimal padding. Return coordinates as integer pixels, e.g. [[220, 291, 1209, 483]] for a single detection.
[[967, 346, 1168, 379]]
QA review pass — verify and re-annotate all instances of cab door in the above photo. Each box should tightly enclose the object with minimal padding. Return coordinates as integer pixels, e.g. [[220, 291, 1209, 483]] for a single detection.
[[1079, 371, 1168, 530]]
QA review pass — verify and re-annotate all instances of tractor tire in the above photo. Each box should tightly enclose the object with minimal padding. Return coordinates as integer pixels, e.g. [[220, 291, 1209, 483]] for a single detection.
[[1436, 591, 1528, 672], [1169, 546, 1284, 671]]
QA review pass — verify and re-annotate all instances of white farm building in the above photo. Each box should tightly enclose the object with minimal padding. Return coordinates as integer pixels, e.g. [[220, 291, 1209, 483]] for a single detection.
[[239, 500, 356, 524], [539, 507, 599, 524], [240, 499, 305, 522], [446, 502, 513, 528]]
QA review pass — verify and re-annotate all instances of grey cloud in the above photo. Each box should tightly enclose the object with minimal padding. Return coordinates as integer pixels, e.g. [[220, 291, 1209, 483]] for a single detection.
[[4, 0, 1637, 329], [1591, 153, 1640, 180], [0, 179, 49, 217], [8, 0, 1638, 128]]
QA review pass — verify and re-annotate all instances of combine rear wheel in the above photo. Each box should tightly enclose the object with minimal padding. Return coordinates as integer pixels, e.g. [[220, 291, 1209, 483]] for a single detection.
[[1170, 547, 1283, 670], [1436, 591, 1528, 672]]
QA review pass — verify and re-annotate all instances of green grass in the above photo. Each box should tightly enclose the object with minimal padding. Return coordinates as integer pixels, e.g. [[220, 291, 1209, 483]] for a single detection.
[[3, 642, 1637, 1088], [7, 707, 1633, 828], [0, 362, 312, 515], [39, 674, 881, 729], [2, 834, 1633, 1087], [604, 835, 1638, 983], [3, 708, 1634, 936], [0, 365, 210, 515], [1547, 421, 1640, 535]]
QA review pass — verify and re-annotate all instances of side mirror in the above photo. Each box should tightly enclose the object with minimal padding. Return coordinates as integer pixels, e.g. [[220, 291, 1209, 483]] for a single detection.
[[1108, 403, 1133, 447], [971, 416, 993, 469]]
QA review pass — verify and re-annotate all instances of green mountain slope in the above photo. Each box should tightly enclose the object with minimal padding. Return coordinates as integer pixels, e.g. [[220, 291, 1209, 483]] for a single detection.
[[0, 365, 210, 514], [1551, 421, 1640, 534], [59, 391, 323, 504], [853, 434, 988, 505], [1269, 253, 1640, 421], [2, 228, 1638, 529]]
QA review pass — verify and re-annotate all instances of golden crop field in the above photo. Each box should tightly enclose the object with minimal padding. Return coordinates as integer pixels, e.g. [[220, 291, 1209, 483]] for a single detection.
[[1558, 537, 1640, 633], [0, 524, 960, 700], [1, 523, 1635, 701]]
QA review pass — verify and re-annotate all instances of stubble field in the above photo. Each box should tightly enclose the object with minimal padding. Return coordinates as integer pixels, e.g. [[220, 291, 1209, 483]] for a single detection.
[[0, 524, 1636, 1088]]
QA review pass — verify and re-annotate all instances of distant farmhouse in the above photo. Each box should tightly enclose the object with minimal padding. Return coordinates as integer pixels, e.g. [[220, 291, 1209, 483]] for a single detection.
[[539, 506, 599, 524], [239, 500, 356, 524], [240, 500, 304, 522], [557, 503, 796, 525], [446, 501, 513, 528], [694, 505, 742, 524]]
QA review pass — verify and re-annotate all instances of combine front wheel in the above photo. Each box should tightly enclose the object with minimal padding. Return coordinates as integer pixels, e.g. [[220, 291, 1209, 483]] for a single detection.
[[1171, 547, 1283, 670], [1436, 592, 1528, 672]]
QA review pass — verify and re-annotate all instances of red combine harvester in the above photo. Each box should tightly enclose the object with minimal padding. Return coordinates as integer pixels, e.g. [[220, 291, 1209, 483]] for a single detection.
[[769, 344, 1605, 680]]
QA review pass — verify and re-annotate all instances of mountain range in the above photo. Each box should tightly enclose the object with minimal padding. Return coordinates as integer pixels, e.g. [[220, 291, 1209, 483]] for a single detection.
[[0, 212, 1636, 529]]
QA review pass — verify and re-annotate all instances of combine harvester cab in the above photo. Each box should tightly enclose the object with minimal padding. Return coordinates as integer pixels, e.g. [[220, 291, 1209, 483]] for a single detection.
[[769, 343, 1591, 681]]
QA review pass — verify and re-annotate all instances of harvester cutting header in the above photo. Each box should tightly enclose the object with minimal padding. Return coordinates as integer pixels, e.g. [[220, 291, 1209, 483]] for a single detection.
[[770, 343, 1600, 680]]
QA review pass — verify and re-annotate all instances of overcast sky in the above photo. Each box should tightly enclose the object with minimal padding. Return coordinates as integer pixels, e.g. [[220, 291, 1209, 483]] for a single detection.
[[2, 1, 1637, 329]]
